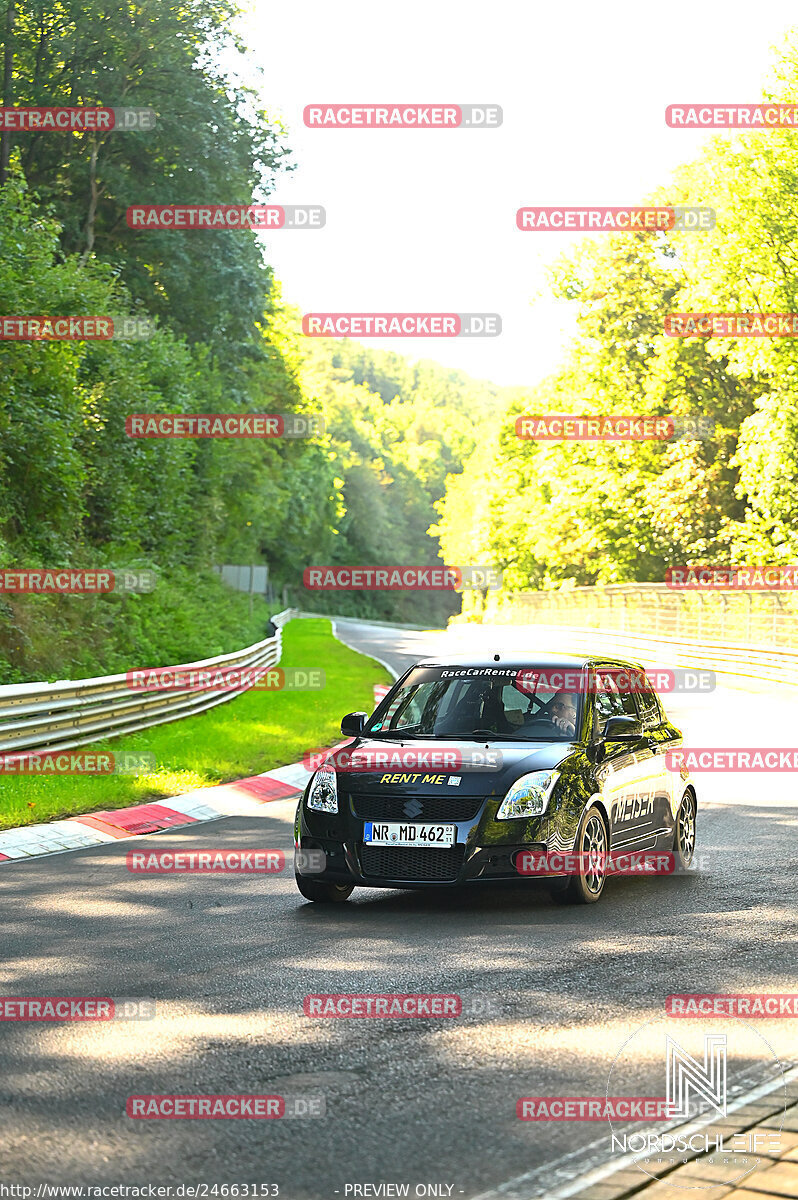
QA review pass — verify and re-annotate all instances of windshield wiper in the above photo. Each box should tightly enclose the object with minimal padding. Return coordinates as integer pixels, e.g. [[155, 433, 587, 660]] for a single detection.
[[366, 728, 534, 742], [462, 728, 534, 742], [365, 726, 432, 740], [362, 733, 413, 741]]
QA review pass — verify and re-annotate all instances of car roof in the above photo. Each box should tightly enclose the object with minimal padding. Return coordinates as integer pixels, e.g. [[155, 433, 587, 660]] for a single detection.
[[414, 652, 644, 670]]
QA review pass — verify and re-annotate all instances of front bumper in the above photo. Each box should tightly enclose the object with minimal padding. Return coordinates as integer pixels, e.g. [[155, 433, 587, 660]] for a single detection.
[[295, 790, 557, 889]]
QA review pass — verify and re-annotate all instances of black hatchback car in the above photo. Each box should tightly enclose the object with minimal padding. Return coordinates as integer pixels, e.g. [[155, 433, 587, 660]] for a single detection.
[[294, 653, 697, 905]]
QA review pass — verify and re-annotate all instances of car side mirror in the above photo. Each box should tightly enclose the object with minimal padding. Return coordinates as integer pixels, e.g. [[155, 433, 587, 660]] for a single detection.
[[603, 715, 642, 741], [341, 711, 368, 737]]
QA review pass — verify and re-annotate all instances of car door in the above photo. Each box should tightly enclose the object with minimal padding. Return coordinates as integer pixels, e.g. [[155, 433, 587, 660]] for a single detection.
[[633, 671, 682, 849], [592, 663, 660, 853]]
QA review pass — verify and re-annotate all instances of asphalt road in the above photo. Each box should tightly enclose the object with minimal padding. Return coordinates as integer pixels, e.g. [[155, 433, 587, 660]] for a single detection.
[[1, 618, 796, 1198]]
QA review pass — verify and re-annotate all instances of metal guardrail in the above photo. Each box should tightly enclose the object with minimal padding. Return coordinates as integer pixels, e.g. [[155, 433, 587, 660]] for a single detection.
[[481, 622, 798, 689], [0, 608, 297, 757], [481, 583, 798, 650], [462, 587, 798, 687]]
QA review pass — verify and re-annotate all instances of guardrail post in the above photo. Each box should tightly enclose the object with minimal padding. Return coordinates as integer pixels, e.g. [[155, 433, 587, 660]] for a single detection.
[[697, 591, 703, 641]]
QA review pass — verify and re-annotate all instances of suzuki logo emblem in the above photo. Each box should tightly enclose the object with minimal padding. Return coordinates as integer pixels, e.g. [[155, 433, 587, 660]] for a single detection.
[[403, 798, 423, 818]]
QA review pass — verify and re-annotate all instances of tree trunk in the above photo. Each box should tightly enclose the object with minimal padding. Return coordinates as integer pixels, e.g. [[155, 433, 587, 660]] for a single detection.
[[0, 0, 16, 186], [79, 138, 99, 264]]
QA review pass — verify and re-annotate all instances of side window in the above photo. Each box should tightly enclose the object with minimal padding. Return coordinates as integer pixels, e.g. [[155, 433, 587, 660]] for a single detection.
[[388, 685, 424, 729], [593, 667, 638, 736], [634, 672, 661, 726], [386, 679, 464, 732]]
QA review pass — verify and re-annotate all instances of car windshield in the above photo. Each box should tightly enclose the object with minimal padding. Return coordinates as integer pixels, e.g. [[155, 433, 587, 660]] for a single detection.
[[365, 664, 584, 741]]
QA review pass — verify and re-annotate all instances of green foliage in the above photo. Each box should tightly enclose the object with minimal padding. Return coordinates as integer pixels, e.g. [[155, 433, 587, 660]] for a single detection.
[[0, 179, 504, 672], [0, 0, 508, 673], [438, 33, 798, 588], [298, 337, 507, 623], [18, 0, 798, 655], [0, 567, 277, 683], [9, 0, 291, 363]]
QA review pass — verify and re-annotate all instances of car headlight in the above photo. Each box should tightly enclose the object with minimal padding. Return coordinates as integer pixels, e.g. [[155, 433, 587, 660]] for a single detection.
[[306, 766, 338, 813], [496, 770, 559, 820]]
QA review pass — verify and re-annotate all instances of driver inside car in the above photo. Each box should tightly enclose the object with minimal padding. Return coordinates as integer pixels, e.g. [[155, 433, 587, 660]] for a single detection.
[[549, 691, 578, 736]]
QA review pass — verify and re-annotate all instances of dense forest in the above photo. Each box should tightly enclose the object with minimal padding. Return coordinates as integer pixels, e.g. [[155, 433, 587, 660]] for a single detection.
[[2, 5, 798, 680], [0, 0, 505, 678], [436, 36, 798, 591]]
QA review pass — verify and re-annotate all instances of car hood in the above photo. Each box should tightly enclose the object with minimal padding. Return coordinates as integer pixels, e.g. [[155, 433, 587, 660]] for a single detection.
[[332, 736, 577, 797]]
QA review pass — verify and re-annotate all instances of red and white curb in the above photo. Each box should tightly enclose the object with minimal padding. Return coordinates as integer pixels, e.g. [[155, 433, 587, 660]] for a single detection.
[[0, 675, 395, 864], [0, 760, 313, 864]]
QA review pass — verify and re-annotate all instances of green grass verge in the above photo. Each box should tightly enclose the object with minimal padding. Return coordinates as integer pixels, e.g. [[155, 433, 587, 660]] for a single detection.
[[0, 618, 391, 831]]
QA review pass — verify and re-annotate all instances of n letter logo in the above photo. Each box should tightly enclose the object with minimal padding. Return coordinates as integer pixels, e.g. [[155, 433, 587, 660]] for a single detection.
[[666, 1035, 727, 1120]]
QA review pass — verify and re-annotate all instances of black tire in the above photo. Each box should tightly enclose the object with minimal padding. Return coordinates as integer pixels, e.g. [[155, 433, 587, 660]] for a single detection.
[[549, 806, 609, 905], [295, 873, 354, 903], [673, 791, 696, 870]]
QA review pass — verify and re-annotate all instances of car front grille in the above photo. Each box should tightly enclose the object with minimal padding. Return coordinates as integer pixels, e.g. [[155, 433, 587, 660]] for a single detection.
[[359, 844, 465, 882], [350, 793, 485, 822]]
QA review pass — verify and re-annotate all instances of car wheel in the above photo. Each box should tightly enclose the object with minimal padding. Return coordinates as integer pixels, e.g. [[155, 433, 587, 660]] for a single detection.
[[673, 791, 696, 870], [550, 806, 609, 905], [295, 873, 354, 903]]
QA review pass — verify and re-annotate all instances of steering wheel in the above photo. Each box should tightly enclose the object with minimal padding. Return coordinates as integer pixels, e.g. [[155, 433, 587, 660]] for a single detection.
[[529, 697, 576, 736]]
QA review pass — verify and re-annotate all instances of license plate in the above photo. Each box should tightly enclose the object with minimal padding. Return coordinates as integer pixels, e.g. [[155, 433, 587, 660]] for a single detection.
[[363, 822, 455, 848]]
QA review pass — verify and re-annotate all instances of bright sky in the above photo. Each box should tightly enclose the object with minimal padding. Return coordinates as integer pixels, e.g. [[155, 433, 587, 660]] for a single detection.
[[238, 0, 797, 387]]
